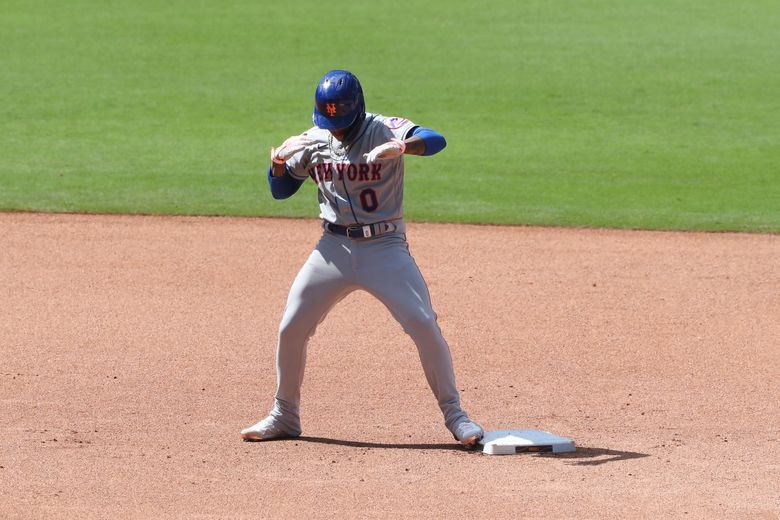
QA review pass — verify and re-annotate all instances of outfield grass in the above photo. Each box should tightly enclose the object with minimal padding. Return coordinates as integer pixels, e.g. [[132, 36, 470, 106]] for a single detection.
[[1, 0, 778, 232]]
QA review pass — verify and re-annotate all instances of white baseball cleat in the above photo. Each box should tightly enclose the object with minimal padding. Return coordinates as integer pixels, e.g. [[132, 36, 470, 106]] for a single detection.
[[240, 416, 302, 441], [452, 420, 484, 448]]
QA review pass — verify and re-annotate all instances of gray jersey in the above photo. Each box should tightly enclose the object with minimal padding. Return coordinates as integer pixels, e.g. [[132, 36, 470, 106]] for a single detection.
[[286, 113, 417, 226]]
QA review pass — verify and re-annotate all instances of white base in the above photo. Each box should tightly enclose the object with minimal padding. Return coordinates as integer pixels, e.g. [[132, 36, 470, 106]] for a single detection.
[[479, 429, 576, 455]]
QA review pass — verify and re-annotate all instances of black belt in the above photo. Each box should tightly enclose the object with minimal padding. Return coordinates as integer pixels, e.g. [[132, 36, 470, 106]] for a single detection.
[[325, 221, 397, 239]]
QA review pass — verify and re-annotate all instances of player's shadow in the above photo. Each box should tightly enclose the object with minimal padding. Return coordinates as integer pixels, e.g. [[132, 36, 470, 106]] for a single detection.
[[294, 436, 465, 451], [293, 438, 650, 462], [289, 438, 649, 462], [539, 446, 650, 465]]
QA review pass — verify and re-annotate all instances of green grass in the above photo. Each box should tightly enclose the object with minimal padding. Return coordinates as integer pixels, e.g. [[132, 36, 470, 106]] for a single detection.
[[1, 0, 778, 232]]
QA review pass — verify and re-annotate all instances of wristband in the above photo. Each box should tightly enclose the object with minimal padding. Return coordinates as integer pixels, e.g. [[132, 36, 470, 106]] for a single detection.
[[270, 147, 286, 165], [390, 138, 406, 154]]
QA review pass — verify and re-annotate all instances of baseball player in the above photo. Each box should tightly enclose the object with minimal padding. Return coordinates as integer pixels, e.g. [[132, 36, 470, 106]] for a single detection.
[[241, 70, 483, 447]]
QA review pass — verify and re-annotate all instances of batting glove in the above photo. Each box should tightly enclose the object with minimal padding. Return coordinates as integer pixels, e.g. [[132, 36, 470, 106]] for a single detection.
[[363, 138, 406, 163], [271, 134, 319, 165]]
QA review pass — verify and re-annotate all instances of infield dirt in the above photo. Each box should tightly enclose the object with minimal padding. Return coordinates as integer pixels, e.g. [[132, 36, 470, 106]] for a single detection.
[[1, 213, 778, 518]]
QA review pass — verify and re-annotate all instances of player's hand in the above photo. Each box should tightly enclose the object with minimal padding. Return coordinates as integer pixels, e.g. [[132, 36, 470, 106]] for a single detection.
[[271, 134, 319, 165], [363, 138, 406, 163], [301, 146, 330, 169]]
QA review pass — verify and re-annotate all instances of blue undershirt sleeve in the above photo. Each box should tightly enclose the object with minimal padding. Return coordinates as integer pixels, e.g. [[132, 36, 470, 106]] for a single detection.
[[410, 126, 447, 156], [267, 166, 306, 199]]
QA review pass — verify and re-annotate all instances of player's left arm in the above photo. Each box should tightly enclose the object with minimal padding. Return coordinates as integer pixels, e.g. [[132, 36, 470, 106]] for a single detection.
[[403, 126, 447, 156], [364, 126, 447, 163]]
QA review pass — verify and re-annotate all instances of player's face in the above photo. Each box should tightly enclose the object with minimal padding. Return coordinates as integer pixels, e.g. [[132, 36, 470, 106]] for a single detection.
[[329, 128, 348, 141]]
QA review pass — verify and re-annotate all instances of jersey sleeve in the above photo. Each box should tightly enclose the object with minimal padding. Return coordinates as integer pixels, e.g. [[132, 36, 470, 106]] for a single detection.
[[284, 152, 311, 180], [377, 115, 417, 140]]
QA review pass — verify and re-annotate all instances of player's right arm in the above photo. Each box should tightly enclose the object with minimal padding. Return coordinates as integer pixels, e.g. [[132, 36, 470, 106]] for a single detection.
[[270, 161, 288, 177], [267, 165, 305, 200], [266, 133, 319, 199]]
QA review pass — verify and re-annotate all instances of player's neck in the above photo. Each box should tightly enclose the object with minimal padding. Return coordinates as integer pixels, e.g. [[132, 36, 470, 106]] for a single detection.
[[330, 113, 365, 144], [330, 128, 348, 141]]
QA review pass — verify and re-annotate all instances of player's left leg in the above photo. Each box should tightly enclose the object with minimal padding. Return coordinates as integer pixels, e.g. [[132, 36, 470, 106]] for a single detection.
[[357, 235, 481, 444]]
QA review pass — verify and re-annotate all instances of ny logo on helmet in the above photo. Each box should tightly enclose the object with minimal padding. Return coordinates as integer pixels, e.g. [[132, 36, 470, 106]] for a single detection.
[[326, 103, 337, 116]]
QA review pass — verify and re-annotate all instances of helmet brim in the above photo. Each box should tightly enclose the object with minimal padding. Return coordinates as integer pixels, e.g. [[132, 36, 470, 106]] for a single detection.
[[312, 109, 358, 130]]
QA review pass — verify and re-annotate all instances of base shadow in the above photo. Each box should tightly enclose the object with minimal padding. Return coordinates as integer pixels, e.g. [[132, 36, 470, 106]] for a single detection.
[[540, 446, 650, 465]]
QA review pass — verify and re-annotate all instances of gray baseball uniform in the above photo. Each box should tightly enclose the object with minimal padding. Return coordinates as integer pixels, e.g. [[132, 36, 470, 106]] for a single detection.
[[266, 113, 471, 435]]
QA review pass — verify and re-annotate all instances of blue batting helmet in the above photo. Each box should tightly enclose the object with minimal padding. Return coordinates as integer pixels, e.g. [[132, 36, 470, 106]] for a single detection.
[[312, 70, 365, 130]]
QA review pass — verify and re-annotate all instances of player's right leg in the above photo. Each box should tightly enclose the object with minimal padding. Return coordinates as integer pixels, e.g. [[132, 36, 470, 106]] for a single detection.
[[242, 233, 355, 441]]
